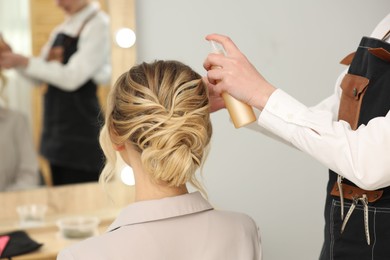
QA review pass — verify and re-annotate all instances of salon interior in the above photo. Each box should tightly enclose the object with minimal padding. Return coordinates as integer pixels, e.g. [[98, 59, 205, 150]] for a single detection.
[[1, 0, 389, 259], [0, 0, 136, 259]]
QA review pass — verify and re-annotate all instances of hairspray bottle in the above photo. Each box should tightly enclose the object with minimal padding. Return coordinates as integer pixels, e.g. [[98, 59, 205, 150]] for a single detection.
[[209, 40, 256, 128]]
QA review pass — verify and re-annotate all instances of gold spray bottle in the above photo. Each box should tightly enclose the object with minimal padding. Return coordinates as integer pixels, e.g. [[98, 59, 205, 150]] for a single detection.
[[209, 40, 256, 128]]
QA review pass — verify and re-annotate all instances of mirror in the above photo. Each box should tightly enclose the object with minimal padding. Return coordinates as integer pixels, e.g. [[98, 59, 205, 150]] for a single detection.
[[0, 0, 136, 192]]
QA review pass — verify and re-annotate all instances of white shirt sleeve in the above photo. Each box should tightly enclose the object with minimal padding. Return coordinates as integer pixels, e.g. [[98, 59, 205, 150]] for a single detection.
[[258, 87, 390, 191], [255, 14, 390, 191], [22, 12, 111, 91]]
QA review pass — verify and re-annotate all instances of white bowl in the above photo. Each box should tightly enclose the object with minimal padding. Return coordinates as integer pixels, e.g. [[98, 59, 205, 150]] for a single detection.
[[16, 204, 47, 227], [57, 216, 100, 239]]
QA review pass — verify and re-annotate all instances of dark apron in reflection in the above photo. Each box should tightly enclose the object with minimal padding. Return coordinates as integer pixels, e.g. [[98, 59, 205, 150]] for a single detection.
[[40, 32, 103, 185]]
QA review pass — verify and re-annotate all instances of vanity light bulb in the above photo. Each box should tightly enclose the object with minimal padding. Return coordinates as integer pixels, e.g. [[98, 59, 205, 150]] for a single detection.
[[120, 166, 135, 186], [115, 28, 136, 48]]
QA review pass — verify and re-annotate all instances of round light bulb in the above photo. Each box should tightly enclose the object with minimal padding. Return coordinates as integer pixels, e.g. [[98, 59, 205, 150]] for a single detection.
[[120, 166, 135, 186], [115, 28, 136, 48]]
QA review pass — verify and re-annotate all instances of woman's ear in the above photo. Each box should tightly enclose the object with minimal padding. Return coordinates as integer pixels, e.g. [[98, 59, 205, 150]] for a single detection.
[[109, 126, 125, 151], [112, 143, 125, 151]]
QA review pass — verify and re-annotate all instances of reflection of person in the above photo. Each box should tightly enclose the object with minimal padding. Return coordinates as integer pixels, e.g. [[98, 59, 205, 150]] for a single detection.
[[0, 0, 111, 185], [57, 60, 261, 260], [204, 13, 390, 260], [0, 58, 39, 191], [0, 107, 40, 192]]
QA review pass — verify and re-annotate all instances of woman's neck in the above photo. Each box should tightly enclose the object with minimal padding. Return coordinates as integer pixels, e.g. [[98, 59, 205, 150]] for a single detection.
[[120, 144, 189, 202], [67, 2, 89, 15], [133, 167, 188, 202]]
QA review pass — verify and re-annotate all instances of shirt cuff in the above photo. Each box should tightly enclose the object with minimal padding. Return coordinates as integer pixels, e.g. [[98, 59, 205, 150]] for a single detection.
[[24, 57, 44, 78], [258, 89, 308, 141]]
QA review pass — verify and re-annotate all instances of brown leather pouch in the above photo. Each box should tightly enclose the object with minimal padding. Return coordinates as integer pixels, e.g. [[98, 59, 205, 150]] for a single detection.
[[338, 73, 369, 130], [47, 46, 64, 63], [331, 182, 383, 203]]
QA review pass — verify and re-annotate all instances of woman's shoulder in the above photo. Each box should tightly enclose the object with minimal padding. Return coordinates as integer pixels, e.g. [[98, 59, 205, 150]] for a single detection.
[[57, 232, 113, 260], [0, 108, 27, 124], [206, 208, 259, 233]]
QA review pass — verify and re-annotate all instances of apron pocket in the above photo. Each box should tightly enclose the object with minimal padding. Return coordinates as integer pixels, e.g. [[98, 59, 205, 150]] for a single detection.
[[338, 73, 369, 130], [331, 200, 390, 260]]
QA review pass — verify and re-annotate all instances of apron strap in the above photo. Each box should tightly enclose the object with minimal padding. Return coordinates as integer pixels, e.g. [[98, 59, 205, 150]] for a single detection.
[[340, 51, 356, 65], [340, 29, 390, 65], [77, 11, 99, 36], [382, 29, 390, 41]]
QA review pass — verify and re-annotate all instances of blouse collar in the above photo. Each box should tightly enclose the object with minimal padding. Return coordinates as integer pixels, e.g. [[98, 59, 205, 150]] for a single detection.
[[107, 192, 214, 232]]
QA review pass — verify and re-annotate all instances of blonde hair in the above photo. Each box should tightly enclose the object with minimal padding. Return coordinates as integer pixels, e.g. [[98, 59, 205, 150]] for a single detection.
[[99, 60, 212, 192]]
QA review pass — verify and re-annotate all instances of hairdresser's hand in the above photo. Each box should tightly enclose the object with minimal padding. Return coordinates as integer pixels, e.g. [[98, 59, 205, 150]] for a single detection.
[[0, 52, 29, 69], [203, 34, 276, 111], [0, 35, 12, 53], [202, 76, 226, 112]]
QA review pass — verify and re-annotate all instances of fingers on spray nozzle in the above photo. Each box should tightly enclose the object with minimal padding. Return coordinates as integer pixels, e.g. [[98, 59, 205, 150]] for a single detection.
[[209, 40, 226, 56]]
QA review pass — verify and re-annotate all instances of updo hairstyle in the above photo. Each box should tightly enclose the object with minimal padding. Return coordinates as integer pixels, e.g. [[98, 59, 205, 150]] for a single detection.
[[99, 60, 212, 191]]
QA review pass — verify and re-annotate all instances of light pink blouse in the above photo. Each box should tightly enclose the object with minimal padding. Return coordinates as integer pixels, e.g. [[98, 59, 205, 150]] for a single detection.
[[57, 192, 261, 260]]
